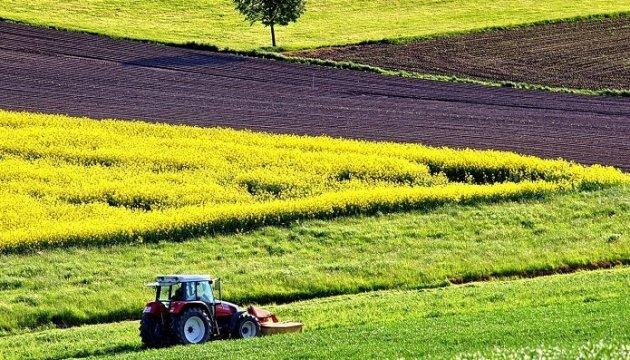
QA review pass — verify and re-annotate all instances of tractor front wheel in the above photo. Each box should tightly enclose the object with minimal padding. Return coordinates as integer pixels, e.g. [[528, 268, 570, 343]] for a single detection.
[[233, 313, 261, 339], [139, 314, 168, 347], [171, 307, 213, 344]]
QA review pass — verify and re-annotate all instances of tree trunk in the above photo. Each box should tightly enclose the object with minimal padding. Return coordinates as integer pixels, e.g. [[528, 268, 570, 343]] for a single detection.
[[270, 23, 276, 47]]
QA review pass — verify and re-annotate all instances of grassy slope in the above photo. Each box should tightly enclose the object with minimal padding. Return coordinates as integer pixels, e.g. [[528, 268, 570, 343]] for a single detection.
[[0, 185, 627, 333], [0, 1, 627, 50], [1, 268, 628, 360]]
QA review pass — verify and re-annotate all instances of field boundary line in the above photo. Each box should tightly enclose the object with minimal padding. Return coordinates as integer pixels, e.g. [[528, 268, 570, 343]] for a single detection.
[[288, 11, 630, 49], [1, 12, 628, 97], [242, 51, 630, 97]]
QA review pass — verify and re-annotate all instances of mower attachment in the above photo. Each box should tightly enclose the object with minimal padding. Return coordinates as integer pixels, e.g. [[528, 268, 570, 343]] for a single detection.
[[248, 306, 303, 335]]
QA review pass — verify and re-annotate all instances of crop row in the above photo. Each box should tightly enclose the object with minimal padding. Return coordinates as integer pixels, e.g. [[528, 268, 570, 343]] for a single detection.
[[0, 110, 626, 252]]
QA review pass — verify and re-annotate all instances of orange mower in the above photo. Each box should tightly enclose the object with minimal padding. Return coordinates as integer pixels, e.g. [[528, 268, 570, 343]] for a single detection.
[[140, 275, 302, 346]]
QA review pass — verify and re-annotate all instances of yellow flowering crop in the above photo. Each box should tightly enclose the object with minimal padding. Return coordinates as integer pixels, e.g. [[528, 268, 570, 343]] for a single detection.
[[0, 110, 626, 252]]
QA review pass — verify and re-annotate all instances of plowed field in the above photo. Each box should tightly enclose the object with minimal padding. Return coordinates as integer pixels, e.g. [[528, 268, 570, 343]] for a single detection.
[[0, 22, 629, 169], [294, 17, 630, 90]]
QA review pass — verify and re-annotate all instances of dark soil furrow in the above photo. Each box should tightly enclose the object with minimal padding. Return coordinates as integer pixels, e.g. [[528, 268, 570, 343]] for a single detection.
[[0, 21, 629, 169], [294, 17, 630, 90]]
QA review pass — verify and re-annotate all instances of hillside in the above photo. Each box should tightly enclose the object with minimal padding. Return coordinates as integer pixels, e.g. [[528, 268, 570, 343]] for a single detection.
[[0, 1, 628, 358], [0, 0, 627, 50]]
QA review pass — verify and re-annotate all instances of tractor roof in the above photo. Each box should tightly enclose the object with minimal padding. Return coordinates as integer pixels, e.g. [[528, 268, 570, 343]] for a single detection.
[[152, 275, 212, 285]]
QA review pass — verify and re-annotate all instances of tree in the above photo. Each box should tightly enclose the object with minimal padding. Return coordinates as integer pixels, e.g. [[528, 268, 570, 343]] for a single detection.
[[233, 0, 306, 47]]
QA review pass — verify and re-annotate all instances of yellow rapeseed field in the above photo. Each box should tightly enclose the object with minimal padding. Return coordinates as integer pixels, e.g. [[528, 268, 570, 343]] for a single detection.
[[0, 110, 626, 252]]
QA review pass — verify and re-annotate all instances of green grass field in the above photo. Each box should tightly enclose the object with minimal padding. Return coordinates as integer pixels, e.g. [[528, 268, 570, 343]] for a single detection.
[[1, 185, 627, 334], [1, 268, 627, 360], [0, 0, 627, 50], [1, 2, 629, 356]]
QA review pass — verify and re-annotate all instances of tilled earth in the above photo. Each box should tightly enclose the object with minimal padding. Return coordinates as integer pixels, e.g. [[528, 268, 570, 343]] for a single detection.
[[294, 17, 630, 90], [0, 22, 629, 169]]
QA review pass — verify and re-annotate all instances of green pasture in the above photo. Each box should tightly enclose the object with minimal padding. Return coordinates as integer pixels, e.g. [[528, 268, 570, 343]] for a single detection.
[[0, 185, 627, 334], [1, 268, 627, 359], [0, 0, 627, 50]]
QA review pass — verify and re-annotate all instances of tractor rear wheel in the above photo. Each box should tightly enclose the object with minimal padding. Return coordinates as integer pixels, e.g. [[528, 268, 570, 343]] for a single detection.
[[171, 307, 213, 344], [233, 313, 261, 339], [139, 314, 168, 347]]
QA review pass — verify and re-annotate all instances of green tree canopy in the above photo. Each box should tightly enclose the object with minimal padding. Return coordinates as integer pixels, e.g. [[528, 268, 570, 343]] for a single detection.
[[234, 0, 306, 47]]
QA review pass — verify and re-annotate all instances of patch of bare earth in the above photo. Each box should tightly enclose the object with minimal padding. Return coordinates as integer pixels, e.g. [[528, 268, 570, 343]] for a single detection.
[[293, 17, 630, 90]]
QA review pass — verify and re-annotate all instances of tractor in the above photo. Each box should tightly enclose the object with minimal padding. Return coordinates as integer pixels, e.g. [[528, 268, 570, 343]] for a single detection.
[[140, 275, 302, 346]]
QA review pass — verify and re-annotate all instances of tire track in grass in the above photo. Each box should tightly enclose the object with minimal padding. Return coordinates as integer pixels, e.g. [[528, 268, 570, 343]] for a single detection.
[[1, 267, 628, 360]]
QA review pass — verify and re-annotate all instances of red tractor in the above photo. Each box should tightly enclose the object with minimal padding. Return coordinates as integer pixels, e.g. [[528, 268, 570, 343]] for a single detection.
[[140, 275, 302, 346]]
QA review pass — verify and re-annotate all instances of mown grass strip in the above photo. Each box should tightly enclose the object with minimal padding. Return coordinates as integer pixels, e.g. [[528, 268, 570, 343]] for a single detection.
[[265, 50, 630, 97], [1, 185, 627, 334], [1, 268, 627, 360]]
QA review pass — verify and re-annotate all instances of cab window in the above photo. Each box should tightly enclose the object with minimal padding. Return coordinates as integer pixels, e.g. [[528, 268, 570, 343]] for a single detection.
[[196, 281, 214, 303], [185, 282, 196, 300], [158, 285, 171, 302], [170, 282, 195, 301], [170, 283, 184, 301]]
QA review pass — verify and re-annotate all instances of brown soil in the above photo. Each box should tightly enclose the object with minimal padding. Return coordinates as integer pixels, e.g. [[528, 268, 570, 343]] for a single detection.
[[0, 22, 629, 170], [293, 17, 630, 90]]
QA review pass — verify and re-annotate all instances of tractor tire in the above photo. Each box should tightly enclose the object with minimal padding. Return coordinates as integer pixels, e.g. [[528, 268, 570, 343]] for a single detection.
[[139, 314, 168, 347], [170, 307, 213, 345], [233, 313, 261, 339]]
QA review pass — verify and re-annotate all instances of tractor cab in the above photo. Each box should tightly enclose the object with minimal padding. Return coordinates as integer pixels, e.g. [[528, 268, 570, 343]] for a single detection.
[[151, 275, 216, 307]]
